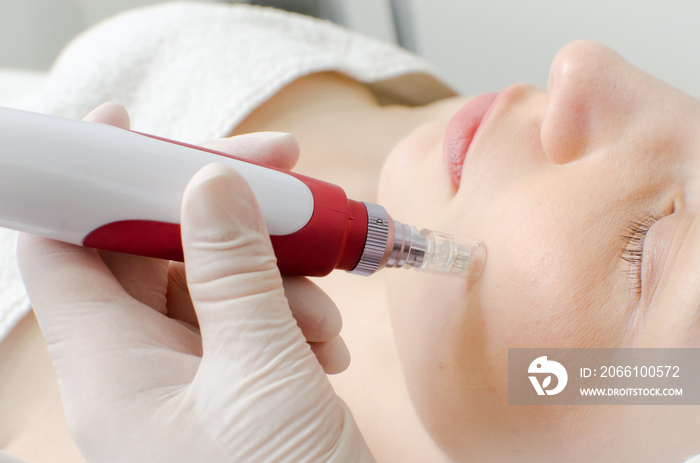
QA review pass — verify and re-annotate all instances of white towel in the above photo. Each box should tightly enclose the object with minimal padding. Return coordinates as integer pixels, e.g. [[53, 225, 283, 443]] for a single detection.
[[1, 2, 455, 342], [28, 2, 455, 143]]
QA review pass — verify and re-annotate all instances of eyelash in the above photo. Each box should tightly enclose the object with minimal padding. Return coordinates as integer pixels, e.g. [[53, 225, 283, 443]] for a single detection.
[[620, 213, 661, 295]]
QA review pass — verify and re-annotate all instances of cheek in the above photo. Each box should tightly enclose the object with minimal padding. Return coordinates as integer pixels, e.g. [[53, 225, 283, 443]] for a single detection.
[[472, 173, 643, 352], [387, 187, 636, 454], [479, 205, 616, 349], [378, 122, 454, 223]]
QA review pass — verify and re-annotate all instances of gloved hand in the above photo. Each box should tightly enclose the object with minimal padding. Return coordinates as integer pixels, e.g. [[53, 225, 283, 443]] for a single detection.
[[17, 103, 375, 462]]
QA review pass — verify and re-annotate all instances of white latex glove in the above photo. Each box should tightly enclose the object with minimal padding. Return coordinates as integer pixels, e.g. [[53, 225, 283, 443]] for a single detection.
[[17, 103, 375, 462]]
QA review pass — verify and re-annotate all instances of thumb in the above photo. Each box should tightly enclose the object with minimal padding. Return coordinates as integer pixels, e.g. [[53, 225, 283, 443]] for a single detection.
[[181, 162, 311, 368], [180, 163, 374, 461]]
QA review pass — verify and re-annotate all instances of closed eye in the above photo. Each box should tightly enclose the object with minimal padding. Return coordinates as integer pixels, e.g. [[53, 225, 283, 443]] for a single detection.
[[620, 213, 661, 296]]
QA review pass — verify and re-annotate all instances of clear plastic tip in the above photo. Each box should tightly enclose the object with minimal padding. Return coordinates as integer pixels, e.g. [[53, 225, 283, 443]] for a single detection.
[[348, 203, 486, 279], [387, 222, 486, 279]]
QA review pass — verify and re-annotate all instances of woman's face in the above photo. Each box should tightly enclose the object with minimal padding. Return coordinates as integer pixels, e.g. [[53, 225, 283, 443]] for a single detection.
[[378, 40, 700, 460]]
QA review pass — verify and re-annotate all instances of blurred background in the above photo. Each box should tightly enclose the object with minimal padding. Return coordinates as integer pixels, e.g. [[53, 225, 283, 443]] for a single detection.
[[1, 0, 700, 96]]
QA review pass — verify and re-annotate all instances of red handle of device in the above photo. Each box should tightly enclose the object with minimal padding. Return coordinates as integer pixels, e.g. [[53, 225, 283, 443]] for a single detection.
[[81, 133, 370, 276]]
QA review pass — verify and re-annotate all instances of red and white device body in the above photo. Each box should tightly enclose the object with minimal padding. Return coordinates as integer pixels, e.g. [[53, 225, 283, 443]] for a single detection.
[[0, 107, 372, 276], [0, 107, 485, 279]]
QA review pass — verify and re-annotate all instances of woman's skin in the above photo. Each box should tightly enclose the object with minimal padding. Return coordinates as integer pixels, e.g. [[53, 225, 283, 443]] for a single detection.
[[2, 40, 700, 462], [379, 40, 700, 461]]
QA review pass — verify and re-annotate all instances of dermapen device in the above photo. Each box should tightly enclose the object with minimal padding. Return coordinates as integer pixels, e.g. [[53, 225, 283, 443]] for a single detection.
[[0, 106, 485, 278]]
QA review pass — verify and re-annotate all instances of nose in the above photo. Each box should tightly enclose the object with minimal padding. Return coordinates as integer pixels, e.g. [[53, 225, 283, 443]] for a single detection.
[[541, 40, 665, 164]]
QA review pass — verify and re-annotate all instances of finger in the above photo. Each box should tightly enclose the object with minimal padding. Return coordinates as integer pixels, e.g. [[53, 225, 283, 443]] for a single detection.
[[182, 163, 345, 456], [98, 250, 169, 313], [283, 276, 342, 343], [83, 102, 130, 129], [165, 261, 199, 328], [310, 336, 351, 375], [158, 132, 299, 328], [181, 163, 317, 372], [200, 132, 299, 170], [161, 270, 342, 342]]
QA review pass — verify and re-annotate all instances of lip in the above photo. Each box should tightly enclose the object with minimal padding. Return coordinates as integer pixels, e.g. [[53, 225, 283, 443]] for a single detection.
[[443, 92, 499, 190]]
